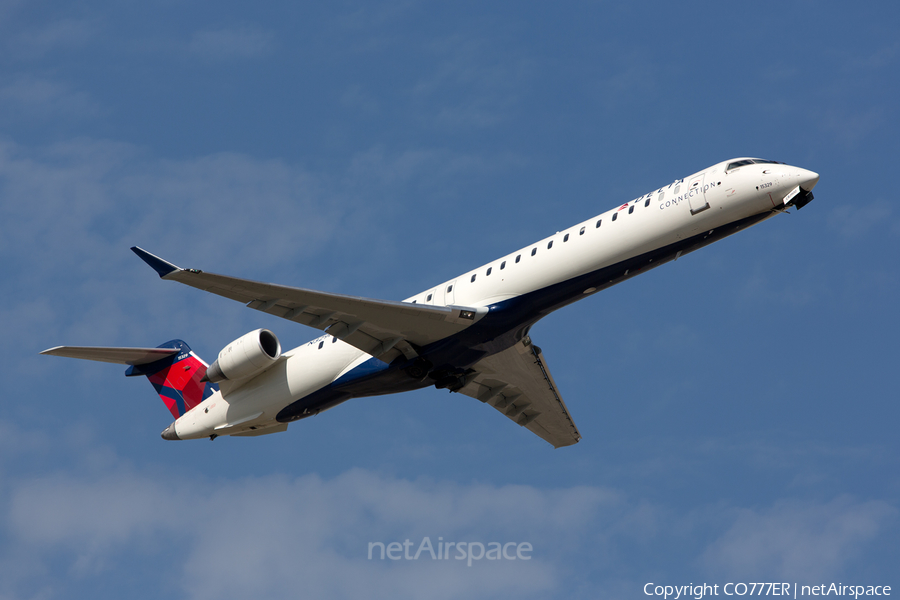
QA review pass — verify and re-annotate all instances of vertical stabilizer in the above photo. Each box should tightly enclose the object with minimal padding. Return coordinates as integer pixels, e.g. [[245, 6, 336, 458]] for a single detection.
[[124, 340, 218, 418]]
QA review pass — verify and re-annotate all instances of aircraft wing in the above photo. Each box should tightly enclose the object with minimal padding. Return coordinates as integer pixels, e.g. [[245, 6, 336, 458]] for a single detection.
[[131, 247, 487, 364], [456, 337, 581, 448]]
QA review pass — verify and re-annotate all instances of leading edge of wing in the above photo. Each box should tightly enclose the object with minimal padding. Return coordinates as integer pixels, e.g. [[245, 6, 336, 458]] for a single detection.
[[131, 247, 487, 363]]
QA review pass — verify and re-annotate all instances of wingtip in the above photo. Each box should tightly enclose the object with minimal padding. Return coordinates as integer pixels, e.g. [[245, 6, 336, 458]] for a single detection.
[[131, 246, 180, 278]]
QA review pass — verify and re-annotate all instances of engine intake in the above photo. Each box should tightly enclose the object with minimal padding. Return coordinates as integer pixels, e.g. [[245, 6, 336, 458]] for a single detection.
[[203, 329, 281, 384]]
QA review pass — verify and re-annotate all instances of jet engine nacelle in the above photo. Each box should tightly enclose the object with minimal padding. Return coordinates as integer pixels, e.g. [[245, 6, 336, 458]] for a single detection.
[[203, 329, 281, 384]]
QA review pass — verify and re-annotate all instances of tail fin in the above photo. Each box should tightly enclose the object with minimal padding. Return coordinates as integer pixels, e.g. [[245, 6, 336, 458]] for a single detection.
[[41, 340, 218, 418], [124, 340, 218, 418]]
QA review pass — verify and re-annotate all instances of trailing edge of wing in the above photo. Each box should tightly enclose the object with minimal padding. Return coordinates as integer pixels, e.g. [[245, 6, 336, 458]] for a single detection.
[[456, 337, 581, 448], [131, 247, 487, 363], [41, 346, 179, 365]]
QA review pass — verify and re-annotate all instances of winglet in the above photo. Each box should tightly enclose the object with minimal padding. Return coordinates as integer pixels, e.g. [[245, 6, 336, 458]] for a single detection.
[[131, 246, 181, 278]]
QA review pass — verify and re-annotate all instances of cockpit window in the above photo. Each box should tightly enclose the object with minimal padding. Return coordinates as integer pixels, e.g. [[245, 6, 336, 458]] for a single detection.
[[726, 159, 755, 171], [727, 158, 781, 171]]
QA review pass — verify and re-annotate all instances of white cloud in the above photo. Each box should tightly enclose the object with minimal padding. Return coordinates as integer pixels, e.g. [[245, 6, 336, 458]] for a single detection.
[[340, 84, 380, 115], [0, 133, 534, 368], [814, 106, 888, 148], [0, 136, 515, 286], [0, 423, 896, 599], [0, 138, 331, 264], [0, 136, 347, 359], [336, 0, 419, 32], [410, 34, 535, 130], [344, 144, 526, 194], [9, 18, 98, 59], [0, 77, 98, 119], [2, 466, 612, 599], [827, 200, 895, 239], [188, 26, 274, 60], [733, 264, 820, 310], [701, 496, 896, 581]]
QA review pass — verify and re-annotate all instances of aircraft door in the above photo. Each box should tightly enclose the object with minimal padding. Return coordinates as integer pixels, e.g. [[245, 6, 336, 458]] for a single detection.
[[444, 280, 456, 306], [686, 174, 710, 215]]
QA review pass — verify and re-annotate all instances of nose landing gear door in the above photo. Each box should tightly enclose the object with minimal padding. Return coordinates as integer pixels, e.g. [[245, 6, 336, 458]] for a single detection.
[[687, 174, 710, 215]]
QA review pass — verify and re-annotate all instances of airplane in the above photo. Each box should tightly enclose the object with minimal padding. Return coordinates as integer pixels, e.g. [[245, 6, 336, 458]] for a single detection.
[[42, 158, 819, 448]]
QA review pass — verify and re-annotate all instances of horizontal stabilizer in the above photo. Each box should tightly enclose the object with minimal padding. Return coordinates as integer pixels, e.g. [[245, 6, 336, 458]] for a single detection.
[[43, 340, 216, 420], [41, 346, 179, 365]]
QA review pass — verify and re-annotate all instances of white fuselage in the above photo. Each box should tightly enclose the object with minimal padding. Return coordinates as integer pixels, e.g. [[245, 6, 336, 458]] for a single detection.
[[172, 158, 819, 439]]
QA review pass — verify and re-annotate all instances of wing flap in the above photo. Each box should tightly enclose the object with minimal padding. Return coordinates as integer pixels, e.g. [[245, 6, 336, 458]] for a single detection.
[[131, 247, 486, 363], [457, 337, 581, 448]]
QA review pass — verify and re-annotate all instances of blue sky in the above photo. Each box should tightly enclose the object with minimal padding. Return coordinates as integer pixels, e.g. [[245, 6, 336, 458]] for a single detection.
[[2, 1, 898, 598]]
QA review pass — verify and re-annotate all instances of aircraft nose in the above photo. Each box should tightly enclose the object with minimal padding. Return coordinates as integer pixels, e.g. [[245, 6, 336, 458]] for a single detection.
[[798, 168, 819, 192]]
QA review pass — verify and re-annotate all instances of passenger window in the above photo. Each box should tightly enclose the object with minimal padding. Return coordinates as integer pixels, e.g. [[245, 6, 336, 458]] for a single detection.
[[318, 341, 324, 349], [674, 185, 680, 194], [596, 219, 602, 228], [531, 248, 537, 256], [612, 212, 618, 221], [515, 255, 521, 263], [644, 198, 650, 207], [564, 234, 569, 242], [580, 226, 585, 235], [628, 205, 634, 214], [547, 241, 553, 249], [332, 337, 337, 343], [486, 267, 492, 276], [500, 261, 506, 270], [471, 274, 476, 282], [447, 284, 453, 293], [427, 294, 432, 301]]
